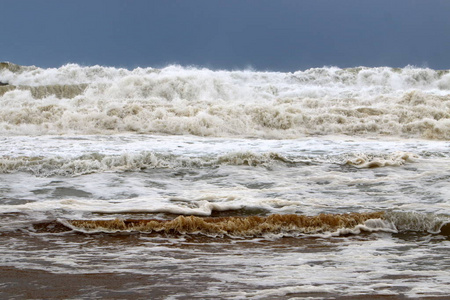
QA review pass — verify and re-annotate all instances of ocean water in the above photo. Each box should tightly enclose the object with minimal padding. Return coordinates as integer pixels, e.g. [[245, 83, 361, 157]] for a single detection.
[[0, 62, 449, 299]]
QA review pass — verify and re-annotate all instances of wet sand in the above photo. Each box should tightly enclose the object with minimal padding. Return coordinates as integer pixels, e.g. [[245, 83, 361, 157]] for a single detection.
[[0, 267, 414, 300], [0, 266, 427, 299], [0, 266, 168, 299]]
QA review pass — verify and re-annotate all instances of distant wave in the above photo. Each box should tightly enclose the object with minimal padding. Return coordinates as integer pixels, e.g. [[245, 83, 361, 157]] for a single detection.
[[2, 62, 450, 89], [1, 62, 449, 139]]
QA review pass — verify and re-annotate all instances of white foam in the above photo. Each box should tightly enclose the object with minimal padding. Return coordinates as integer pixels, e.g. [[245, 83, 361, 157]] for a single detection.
[[346, 151, 418, 168], [1, 65, 449, 138]]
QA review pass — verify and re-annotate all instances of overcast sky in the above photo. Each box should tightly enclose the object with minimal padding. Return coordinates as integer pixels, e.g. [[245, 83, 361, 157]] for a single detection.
[[2, 0, 450, 71]]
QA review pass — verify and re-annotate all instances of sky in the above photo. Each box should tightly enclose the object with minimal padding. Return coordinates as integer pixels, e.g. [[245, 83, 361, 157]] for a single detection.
[[2, 0, 450, 71]]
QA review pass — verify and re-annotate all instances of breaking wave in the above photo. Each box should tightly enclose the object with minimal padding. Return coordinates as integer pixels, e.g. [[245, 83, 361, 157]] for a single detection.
[[62, 212, 387, 236], [0, 63, 449, 139], [0, 152, 190, 176], [1, 149, 420, 176], [384, 211, 450, 234], [57, 211, 450, 238], [0, 151, 300, 176]]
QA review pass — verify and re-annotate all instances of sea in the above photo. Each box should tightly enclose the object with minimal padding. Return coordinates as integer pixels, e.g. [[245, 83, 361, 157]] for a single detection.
[[0, 62, 449, 299]]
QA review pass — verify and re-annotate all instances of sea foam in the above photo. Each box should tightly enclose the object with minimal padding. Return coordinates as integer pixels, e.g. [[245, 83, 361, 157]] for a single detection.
[[1, 63, 449, 139]]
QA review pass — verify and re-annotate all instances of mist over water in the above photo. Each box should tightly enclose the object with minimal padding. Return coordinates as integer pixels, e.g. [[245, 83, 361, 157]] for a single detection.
[[1, 62, 450, 298]]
